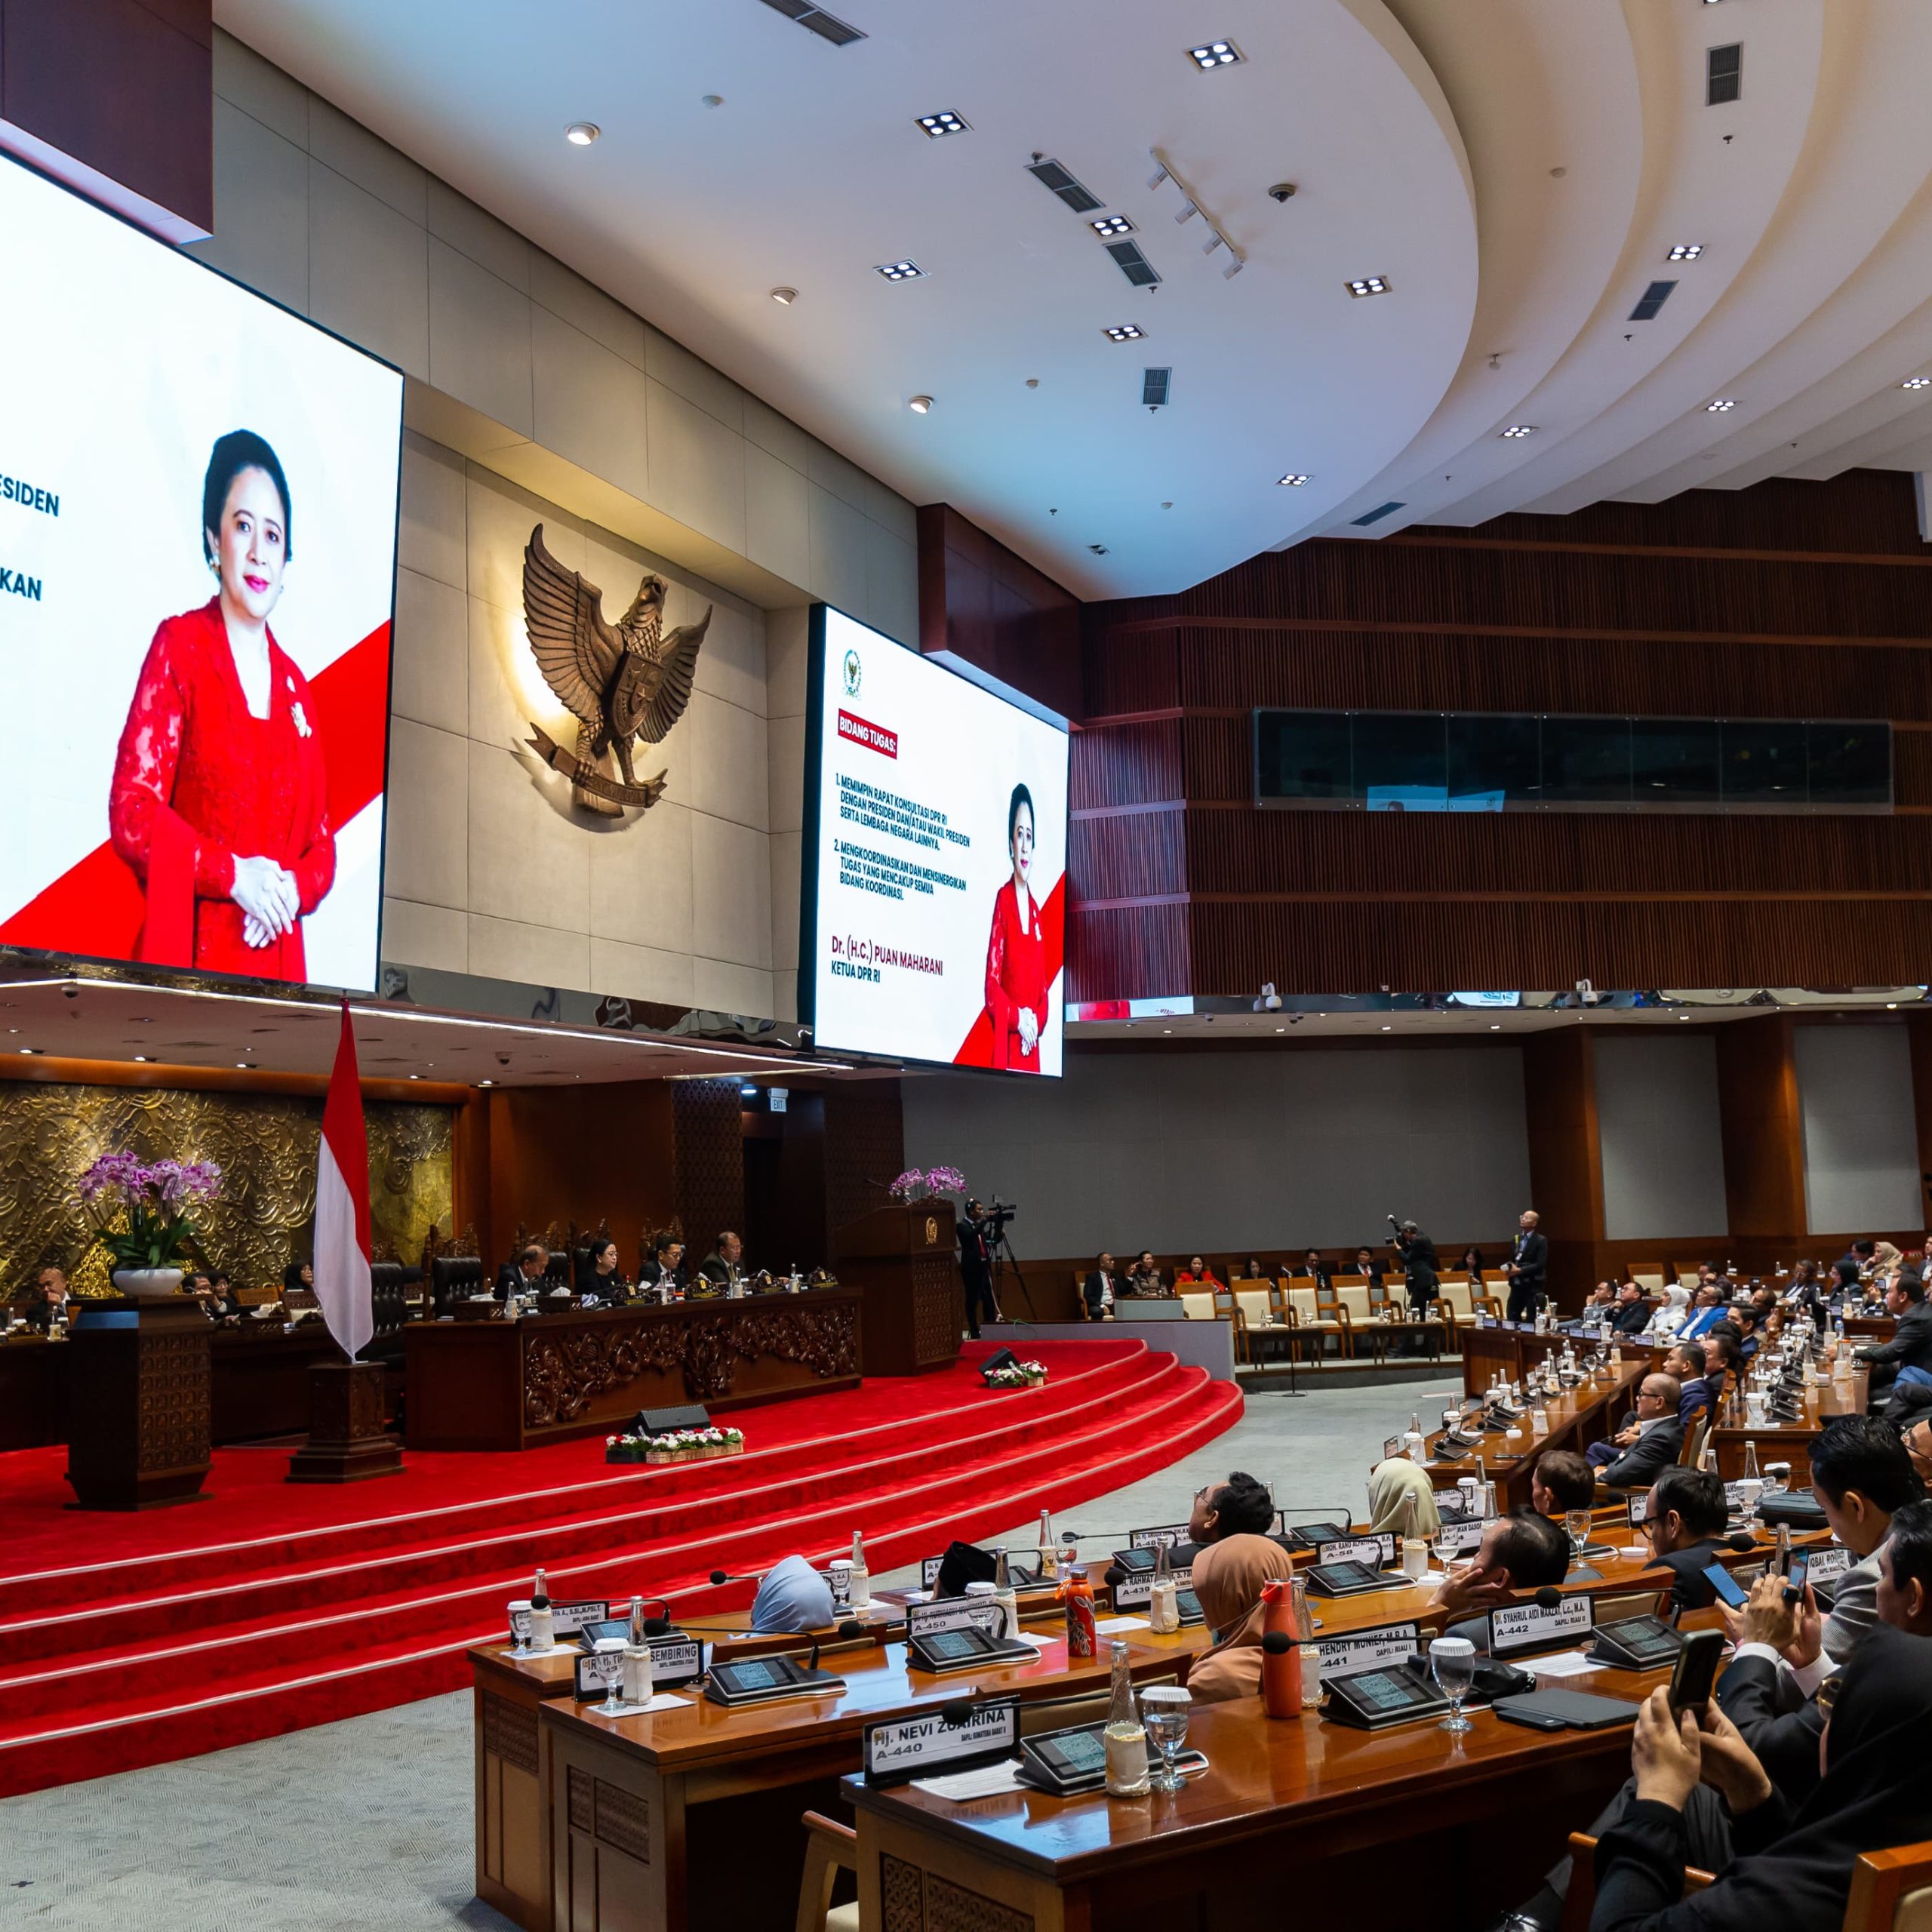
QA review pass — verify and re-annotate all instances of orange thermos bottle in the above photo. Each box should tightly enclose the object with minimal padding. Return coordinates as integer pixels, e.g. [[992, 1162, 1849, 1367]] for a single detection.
[[1260, 1577, 1302, 1718]]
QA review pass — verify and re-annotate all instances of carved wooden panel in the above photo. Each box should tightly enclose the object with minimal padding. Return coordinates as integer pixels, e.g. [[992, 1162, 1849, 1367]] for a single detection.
[[672, 1079, 743, 1260], [481, 1691, 538, 1778], [877, 1854, 1035, 1932], [592, 1779, 649, 1864], [881, 1855, 925, 1932], [136, 1329, 209, 1472], [568, 1765, 593, 1832], [910, 1258, 962, 1367]]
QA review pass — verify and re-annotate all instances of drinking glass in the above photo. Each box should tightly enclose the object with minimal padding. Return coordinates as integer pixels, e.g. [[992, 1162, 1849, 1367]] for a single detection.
[[509, 1601, 532, 1659], [1431, 1636, 1476, 1734], [1564, 1509, 1592, 1569], [598, 1654, 627, 1717], [1140, 1686, 1192, 1792]]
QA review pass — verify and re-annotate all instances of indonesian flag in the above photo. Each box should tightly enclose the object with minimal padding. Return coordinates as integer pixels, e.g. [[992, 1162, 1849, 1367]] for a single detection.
[[315, 1001, 374, 1360]]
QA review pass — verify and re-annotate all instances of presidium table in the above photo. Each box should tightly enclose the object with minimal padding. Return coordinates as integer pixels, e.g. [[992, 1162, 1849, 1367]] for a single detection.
[[404, 1286, 866, 1451]]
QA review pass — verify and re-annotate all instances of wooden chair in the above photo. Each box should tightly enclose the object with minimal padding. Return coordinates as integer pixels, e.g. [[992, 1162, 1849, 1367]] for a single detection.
[[1846, 1839, 1932, 1931], [1178, 1291, 1217, 1321], [1629, 1265, 1666, 1294], [1679, 1414, 1709, 1469], [794, 1810, 860, 1932], [1558, 1832, 1713, 1932], [1284, 1281, 1343, 1360], [1233, 1287, 1291, 1365], [1333, 1280, 1381, 1358]]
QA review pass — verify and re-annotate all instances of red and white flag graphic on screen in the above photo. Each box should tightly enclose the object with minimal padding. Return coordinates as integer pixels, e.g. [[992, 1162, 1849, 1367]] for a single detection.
[[315, 1001, 373, 1360]]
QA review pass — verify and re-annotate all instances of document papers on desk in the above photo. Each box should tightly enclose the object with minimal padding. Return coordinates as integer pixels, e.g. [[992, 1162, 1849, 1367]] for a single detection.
[[913, 1761, 1030, 1799], [1520, 1651, 1601, 1678]]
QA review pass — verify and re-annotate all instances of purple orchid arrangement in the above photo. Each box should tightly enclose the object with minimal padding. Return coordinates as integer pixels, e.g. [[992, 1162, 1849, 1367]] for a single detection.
[[888, 1166, 968, 1203], [79, 1151, 223, 1271]]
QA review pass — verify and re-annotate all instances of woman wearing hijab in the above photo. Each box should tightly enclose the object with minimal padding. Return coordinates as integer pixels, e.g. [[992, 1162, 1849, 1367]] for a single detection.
[[750, 1555, 834, 1634], [1185, 1534, 1297, 1703], [1367, 1457, 1442, 1538], [1589, 1626, 1932, 1931]]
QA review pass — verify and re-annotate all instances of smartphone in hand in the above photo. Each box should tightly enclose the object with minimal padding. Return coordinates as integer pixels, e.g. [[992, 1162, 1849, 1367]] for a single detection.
[[1669, 1629, 1726, 1718]]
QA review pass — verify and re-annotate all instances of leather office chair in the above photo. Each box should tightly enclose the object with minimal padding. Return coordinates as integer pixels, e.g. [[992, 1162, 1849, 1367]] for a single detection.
[[430, 1253, 484, 1317]]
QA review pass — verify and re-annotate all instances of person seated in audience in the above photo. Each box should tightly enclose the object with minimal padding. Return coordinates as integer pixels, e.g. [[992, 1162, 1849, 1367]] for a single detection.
[[1238, 1256, 1272, 1284], [1185, 1534, 1298, 1702], [1530, 1450, 1597, 1518], [283, 1259, 315, 1298], [638, 1235, 685, 1299], [1299, 1247, 1334, 1291], [1807, 1414, 1926, 1663], [1786, 1257, 1829, 1319], [1835, 1238, 1875, 1291], [23, 1263, 75, 1331], [1644, 1286, 1692, 1338], [1726, 1305, 1762, 1362], [198, 1271, 242, 1320], [495, 1244, 549, 1301], [1635, 1467, 1730, 1611], [1436, 1509, 1571, 1650], [1080, 1251, 1121, 1320], [1459, 1244, 1485, 1280], [1849, 1266, 1932, 1417], [577, 1238, 626, 1303], [1367, 1457, 1441, 1537], [1902, 1415, 1932, 1486], [1590, 1375, 1685, 1489], [1352, 1245, 1383, 1287], [1661, 1343, 1712, 1423], [1609, 1280, 1653, 1336], [695, 1230, 745, 1296], [1175, 1255, 1223, 1289], [750, 1555, 834, 1633], [1677, 1281, 1729, 1342], [1126, 1250, 1164, 1296], [1184, 1470, 1276, 1550], [1583, 1281, 1618, 1318], [1701, 1331, 1740, 1410]]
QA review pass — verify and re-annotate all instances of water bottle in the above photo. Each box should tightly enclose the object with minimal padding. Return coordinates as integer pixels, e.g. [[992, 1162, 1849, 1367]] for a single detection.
[[1404, 1413, 1426, 1463], [528, 1567, 553, 1651], [1259, 1577, 1301, 1718], [847, 1531, 871, 1609], [1037, 1509, 1057, 1580], [1148, 1542, 1180, 1634], [1103, 1641, 1151, 1794], [1291, 1574, 1322, 1709], [993, 1549, 1020, 1640]]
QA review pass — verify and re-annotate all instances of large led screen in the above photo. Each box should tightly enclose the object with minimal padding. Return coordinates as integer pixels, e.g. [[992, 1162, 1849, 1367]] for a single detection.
[[802, 609, 1069, 1075], [0, 155, 402, 990]]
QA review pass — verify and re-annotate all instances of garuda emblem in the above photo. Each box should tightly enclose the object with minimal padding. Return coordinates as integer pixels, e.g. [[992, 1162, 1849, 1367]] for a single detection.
[[521, 523, 712, 817]]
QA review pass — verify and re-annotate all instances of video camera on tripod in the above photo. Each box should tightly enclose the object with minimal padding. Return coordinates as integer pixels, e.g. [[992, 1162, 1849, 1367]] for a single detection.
[[979, 1198, 1018, 1232]]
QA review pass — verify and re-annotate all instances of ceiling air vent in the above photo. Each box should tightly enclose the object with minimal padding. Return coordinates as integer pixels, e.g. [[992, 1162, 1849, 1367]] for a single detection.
[[1026, 158, 1104, 215], [1706, 42, 1742, 104], [1352, 501, 1405, 527], [758, 0, 867, 45], [1141, 367, 1171, 408], [1106, 239, 1161, 288], [1629, 278, 1678, 321]]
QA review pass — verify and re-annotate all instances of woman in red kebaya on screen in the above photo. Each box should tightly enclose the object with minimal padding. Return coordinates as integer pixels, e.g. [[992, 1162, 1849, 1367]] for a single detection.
[[109, 431, 334, 980], [983, 782, 1045, 1072]]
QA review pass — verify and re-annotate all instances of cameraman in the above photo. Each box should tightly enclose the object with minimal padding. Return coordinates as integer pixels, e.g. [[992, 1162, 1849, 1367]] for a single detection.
[[1392, 1217, 1438, 1355], [959, 1198, 1001, 1338]]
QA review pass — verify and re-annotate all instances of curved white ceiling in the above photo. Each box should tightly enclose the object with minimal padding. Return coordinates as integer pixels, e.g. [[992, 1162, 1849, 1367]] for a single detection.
[[218, 0, 1932, 598]]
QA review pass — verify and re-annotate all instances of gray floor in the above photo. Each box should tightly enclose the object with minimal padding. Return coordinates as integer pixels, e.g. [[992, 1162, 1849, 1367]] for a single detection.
[[0, 1377, 1454, 1932]]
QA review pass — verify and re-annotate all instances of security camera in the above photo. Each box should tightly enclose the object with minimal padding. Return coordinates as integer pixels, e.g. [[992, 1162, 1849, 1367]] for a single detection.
[[1252, 981, 1282, 1013], [1268, 183, 1297, 203], [495, 1052, 512, 1067], [61, 983, 78, 1000], [1576, 978, 1601, 1007]]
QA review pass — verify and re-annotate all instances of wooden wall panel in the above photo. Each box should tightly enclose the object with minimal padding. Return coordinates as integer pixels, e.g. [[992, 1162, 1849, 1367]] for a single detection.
[[1070, 808, 1186, 903], [822, 1080, 906, 1238], [671, 1078, 744, 1260], [1522, 1027, 1604, 1308], [1076, 469, 1932, 1001], [1715, 1018, 1807, 1241]]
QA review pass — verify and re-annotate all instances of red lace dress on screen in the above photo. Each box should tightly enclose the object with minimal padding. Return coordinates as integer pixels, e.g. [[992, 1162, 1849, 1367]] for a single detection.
[[983, 878, 1045, 1073], [108, 598, 334, 980]]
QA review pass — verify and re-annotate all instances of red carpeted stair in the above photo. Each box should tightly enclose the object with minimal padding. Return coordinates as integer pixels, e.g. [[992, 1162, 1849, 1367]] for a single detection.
[[0, 1339, 1237, 1796]]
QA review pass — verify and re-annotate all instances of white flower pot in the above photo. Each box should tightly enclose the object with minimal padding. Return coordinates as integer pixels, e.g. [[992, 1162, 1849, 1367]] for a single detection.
[[111, 1266, 185, 1300]]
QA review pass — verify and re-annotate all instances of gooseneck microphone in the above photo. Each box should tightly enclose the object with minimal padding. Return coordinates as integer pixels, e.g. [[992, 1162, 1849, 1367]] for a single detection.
[[806, 1620, 866, 1672], [709, 1567, 763, 1586], [1260, 1630, 1295, 1655], [1533, 1586, 1564, 1610]]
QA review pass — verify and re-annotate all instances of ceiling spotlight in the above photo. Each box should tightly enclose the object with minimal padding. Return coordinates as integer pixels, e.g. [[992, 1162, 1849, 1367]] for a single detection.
[[1346, 275, 1391, 298], [1903, 377, 1932, 390], [1667, 242, 1704, 261], [1706, 397, 1738, 411], [1500, 424, 1537, 438], [875, 259, 924, 281], [1489, 1024, 1501, 1031], [478, 1078, 494, 1088], [133, 1054, 152, 1062], [564, 122, 600, 146], [915, 111, 969, 137], [1090, 215, 1136, 238], [1380, 1025, 1392, 1032], [908, 394, 934, 413], [234, 1062, 252, 1070], [770, 286, 798, 305], [1103, 323, 1146, 343], [17, 1047, 38, 1056], [1276, 472, 1311, 487], [1188, 39, 1244, 69]]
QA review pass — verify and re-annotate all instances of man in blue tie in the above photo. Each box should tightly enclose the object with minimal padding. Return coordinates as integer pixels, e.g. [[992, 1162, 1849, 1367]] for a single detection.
[[1678, 1282, 1728, 1342]]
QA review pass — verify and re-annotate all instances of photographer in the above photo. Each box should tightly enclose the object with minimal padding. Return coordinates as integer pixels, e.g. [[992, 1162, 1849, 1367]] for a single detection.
[[958, 1198, 1001, 1338], [1391, 1217, 1438, 1355]]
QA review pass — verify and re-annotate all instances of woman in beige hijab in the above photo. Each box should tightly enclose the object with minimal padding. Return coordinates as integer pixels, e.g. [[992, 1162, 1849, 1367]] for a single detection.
[[1186, 1534, 1297, 1703], [1367, 1457, 1441, 1538]]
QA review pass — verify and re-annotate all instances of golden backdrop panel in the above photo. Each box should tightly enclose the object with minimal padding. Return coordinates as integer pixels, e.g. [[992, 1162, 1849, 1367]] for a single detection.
[[0, 1085, 453, 1296]]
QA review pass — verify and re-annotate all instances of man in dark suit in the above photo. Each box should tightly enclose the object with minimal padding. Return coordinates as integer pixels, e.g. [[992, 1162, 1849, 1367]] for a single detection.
[[697, 1231, 746, 1297], [1610, 1280, 1652, 1335], [1300, 1248, 1334, 1292], [22, 1263, 75, 1333], [1856, 1271, 1932, 1414], [637, 1235, 685, 1300], [1633, 1467, 1730, 1610], [494, 1244, 549, 1301], [1662, 1343, 1712, 1424], [1435, 1510, 1574, 1651], [1503, 1209, 1547, 1321], [1591, 1374, 1685, 1487], [1081, 1252, 1121, 1321], [958, 1200, 999, 1338], [1391, 1222, 1438, 1355]]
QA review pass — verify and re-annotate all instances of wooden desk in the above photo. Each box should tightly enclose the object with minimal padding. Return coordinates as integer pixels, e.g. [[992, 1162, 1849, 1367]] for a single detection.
[[407, 1288, 863, 1451], [0, 1332, 67, 1450], [1460, 1324, 1667, 1398], [850, 1660, 1678, 1932], [1425, 1358, 1650, 1509], [1706, 1373, 1865, 1484], [472, 1643, 580, 1932], [536, 1629, 1183, 1932]]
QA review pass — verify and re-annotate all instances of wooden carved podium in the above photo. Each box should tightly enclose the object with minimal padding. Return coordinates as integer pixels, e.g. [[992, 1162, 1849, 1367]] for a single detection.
[[65, 1300, 211, 1509], [833, 1202, 961, 1377]]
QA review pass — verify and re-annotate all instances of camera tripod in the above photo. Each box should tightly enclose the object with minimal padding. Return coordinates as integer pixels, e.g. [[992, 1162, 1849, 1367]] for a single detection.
[[984, 1217, 1034, 1324]]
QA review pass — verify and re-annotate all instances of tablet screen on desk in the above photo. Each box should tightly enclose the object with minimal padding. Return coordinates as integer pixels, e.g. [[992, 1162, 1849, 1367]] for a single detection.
[[925, 1630, 980, 1663], [731, 1659, 779, 1690], [1037, 1730, 1107, 1777]]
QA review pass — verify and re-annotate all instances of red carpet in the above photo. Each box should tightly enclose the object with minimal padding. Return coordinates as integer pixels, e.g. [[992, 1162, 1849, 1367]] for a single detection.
[[0, 1339, 1238, 1796]]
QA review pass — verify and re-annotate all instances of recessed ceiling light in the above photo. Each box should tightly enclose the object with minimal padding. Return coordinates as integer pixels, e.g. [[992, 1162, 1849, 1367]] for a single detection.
[[915, 111, 969, 137], [1667, 242, 1704, 261], [1103, 323, 1146, 343], [1887, 1001, 1899, 1009], [1090, 215, 1136, 238], [1706, 398, 1738, 412], [1380, 1025, 1392, 1032], [1903, 377, 1932, 390], [409, 1073, 422, 1081], [770, 286, 798, 305], [1490, 1024, 1501, 1031], [908, 394, 934, 413], [478, 1078, 494, 1088], [875, 259, 924, 281], [17, 1047, 38, 1055], [1276, 473, 1311, 487], [1346, 275, 1391, 298], [133, 1054, 152, 1063], [565, 122, 600, 146], [1678, 1013, 1690, 1020], [1500, 424, 1537, 438], [1188, 39, 1244, 69], [235, 1062, 252, 1069]]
